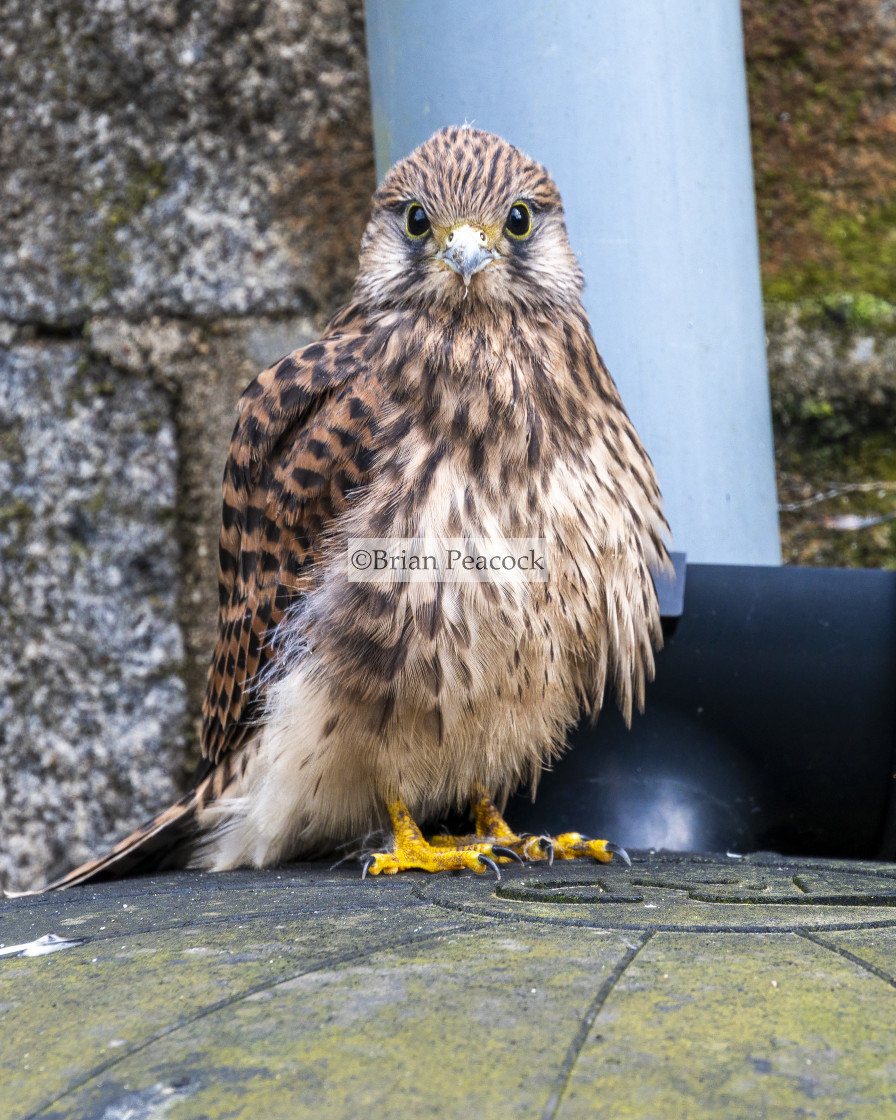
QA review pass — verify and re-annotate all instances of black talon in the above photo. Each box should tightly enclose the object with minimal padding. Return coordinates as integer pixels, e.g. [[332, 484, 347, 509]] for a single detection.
[[361, 856, 373, 879], [539, 837, 555, 867], [605, 842, 632, 867], [478, 854, 501, 880], [491, 845, 524, 864]]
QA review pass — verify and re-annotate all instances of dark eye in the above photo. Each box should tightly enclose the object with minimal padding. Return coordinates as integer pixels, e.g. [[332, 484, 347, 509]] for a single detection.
[[405, 202, 431, 239], [505, 201, 532, 239]]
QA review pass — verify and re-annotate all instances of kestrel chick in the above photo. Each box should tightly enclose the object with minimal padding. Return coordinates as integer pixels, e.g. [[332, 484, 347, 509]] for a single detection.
[[38, 127, 669, 890]]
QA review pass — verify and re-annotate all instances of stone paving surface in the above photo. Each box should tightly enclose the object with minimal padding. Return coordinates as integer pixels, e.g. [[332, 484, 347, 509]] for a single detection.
[[3, 851, 896, 1119]]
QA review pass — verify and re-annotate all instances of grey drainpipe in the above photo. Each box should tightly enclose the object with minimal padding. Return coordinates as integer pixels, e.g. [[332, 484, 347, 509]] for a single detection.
[[364, 0, 781, 565]]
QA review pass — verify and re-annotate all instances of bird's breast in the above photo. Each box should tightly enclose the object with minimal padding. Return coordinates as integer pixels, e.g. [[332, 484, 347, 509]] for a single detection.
[[303, 417, 608, 719]]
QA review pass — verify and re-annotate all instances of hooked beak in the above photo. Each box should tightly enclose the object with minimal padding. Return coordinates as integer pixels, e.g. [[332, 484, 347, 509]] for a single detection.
[[437, 223, 498, 287]]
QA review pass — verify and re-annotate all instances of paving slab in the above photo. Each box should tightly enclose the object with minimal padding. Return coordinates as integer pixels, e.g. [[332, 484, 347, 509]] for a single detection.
[[3, 851, 896, 1119]]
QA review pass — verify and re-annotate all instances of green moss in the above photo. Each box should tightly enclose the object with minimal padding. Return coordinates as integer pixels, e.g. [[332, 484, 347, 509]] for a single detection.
[[808, 201, 896, 300], [743, 0, 896, 304], [762, 198, 896, 302], [84, 488, 108, 517], [108, 159, 167, 227], [819, 292, 896, 329], [766, 293, 896, 333], [0, 498, 33, 529], [64, 157, 169, 301], [0, 424, 25, 466]]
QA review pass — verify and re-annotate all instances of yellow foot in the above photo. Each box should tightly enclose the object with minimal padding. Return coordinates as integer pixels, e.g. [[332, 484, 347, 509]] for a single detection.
[[427, 786, 631, 868], [436, 830, 630, 867], [546, 833, 632, 866], [427, 829, 533, 863], [362, 797, 503, 879]]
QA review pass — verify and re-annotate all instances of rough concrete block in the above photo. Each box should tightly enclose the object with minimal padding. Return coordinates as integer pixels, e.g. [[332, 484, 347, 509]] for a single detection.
[[0, 341, 186, 891]]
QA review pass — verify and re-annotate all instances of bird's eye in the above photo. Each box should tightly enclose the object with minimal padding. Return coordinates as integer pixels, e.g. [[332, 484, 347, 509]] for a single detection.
[[405, 202, 431, 240], [505, 201, 532, 240]]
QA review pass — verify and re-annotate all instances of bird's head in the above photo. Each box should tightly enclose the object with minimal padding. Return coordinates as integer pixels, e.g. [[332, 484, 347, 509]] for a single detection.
[[355, 126, 583, 315]]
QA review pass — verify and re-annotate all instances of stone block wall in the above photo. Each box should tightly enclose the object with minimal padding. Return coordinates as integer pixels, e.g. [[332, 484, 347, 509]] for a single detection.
[[0, 0, 373, 890], [744, 0, 896, 567]]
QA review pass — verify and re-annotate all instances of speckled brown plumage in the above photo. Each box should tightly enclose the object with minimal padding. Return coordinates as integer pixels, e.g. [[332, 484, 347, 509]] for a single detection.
[[201, 306, 381, 767], [37, 126, 669, 891]]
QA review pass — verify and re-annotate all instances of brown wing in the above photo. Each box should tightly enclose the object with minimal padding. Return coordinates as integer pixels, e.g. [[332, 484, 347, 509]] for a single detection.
[[200, 305, 381, 766]]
